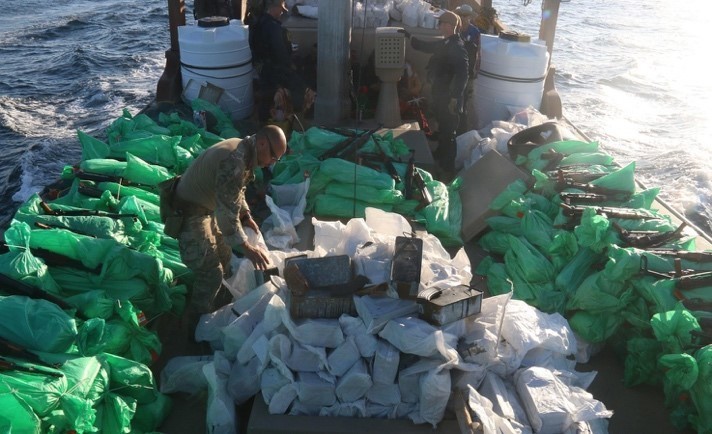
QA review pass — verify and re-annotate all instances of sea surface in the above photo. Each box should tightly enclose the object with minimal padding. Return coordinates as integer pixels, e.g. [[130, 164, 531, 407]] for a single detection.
[[1, 0, 711, 234]]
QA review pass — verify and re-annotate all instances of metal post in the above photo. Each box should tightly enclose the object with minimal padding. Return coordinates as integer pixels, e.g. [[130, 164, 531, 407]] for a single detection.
[[157, 0, 186, 102], [539, 0, 560, 58], [315, 0, 353, 126]]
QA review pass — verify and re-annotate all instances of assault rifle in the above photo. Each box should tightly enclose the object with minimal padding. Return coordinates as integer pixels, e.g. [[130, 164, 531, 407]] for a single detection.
[[0, 356, 63, 378], [644, 249, 712, 263], [554, 172, 631, 197], [640, 255, 712, 290], [0, 242, 100, 274], [559, 192, 608, 204], [560, 203, 661, 221], [548, 168, 607, 184], [40, 201, 137, 220], [404, 152, 432, 210], [613, 221, 687, 249], [0, 337, 62, 369], [318, 125, 381, 161], [0, 272, 86, 319], [75, 170, 156, 191]]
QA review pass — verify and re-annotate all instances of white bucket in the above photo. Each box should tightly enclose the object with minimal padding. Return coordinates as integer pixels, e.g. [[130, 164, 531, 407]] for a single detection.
[[178, 17, 254, 121], [474, 32, 549, 129]]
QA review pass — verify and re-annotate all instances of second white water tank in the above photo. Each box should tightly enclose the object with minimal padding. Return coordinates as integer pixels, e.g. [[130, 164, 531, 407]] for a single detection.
[[474, 31, 549, 129], [178, 17, 253, 121]]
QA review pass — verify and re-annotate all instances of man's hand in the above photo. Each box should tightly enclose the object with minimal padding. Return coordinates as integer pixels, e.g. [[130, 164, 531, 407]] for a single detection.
[[240, 242, 271, 270], [448, 98, 459, 115]]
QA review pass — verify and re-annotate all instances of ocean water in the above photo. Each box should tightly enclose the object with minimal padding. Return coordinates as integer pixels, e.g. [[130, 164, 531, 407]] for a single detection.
[[1, 0, 711, 233]]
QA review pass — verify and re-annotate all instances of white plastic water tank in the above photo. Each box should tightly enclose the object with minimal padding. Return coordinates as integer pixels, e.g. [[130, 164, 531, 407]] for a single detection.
[[474, 31, 549, 129], [178, 17, 253, 121]]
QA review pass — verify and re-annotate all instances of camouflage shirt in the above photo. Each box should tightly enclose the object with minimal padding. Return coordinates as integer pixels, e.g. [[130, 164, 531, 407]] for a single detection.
[[175, 136, 257, 246]]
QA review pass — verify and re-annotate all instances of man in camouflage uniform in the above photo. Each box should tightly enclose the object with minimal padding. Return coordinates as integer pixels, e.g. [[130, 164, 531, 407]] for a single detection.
[[172, 125, 287, 323]]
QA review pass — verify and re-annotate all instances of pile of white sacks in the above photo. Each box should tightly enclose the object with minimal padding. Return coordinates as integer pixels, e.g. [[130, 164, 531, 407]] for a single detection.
[[159, 208, 613, 433]]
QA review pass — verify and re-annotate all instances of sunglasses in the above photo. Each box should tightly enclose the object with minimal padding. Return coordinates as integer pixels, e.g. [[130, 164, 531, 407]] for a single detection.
[[266, 134, 281, 162]]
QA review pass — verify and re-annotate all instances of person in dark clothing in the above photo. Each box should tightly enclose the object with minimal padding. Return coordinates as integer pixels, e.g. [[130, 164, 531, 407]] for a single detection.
[[408, 11, 468, 175], [249, 0, 307, 122]]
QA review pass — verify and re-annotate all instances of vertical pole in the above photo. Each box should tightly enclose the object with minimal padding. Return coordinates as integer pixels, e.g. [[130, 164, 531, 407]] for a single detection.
[[539, 0, 560, 58], [157, 0, 186, 102], [315, 0, 353, 126]]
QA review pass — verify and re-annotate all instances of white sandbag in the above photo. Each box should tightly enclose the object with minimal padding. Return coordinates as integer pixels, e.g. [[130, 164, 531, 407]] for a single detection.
[[221, 289, 273, 358], [466, 384, 528, 434], [285, 316, 345, 348], [339, 314, 378, 357], [268, 383, 298, 415], [521, 347, 577, 372], [372, 340, 400, 384], [419, 233, 472, 289], [262, 195, 300, 249], [270, 178, 310, 227], [398, 369, 421, 404], [160, 355, 212, 394], [353, 238, 391, 285], [354, 295, 420, 334], [366, 403, 395, 419], [312, 217, 346, 254], [285, 341, 328, 372], [204, 353, 237, 434], [231, 280, 277, 315], [235, 294, 285, 363], [501, 299, 577, 358], [196, 302, 238, 347], [365, 207, 412, 237], [514, 366, 612, 434], [477, 371, 532, 432], [266, 333, 296, 380], [227, 355, 262, 404], [261, 367, 292, 404], [327, 335, 361, 377], [296, 372, 337, 407], [320, 400, 367, 418], [335, 359, 372, 402], [366, 382, 401, 406], [379, 316, 458, 360], [418, 368, 451, 428], [222, 256, 258, 300], [563, 418, 609, 434]]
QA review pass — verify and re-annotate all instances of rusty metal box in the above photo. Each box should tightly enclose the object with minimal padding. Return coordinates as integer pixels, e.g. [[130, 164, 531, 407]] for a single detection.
[[390, 236, 423, 299], [284, 255, 357, 319], [418, 285, 483, 326]]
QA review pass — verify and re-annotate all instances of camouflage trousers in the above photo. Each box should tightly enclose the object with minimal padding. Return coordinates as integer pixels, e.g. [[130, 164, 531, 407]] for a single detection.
[[178, 214, 233, 314]]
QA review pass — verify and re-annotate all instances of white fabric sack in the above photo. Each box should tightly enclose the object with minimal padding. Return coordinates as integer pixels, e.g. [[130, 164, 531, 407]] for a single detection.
[[466, 385, 528, 434], [418, 368, 451, 428], [501, 299, 577, 358], [204, 353, 237, 434], [268, 383, 298, 415], [379, 316, 458, 360], [283, 315, 345, 349], [160, 355, 212, 394], [366, 382, 401, 406], [478, 371, 531, 432], [235, 294, 285, 363], [514, 366, 612, 434], [285, 341, 328, 372], [289, 399, 324, 416], [227, 355, 262, 404], [353, 238, 391, 285], [262, 195, 300, 250], [296, 371, 337, 407], [354, 295, 420, 334], [312, 217, 346, 255], [327, 335, 361, 377], [221, 288, 273, 358], [270, 178, 309, 227], [364, 207, 412, 237], [339, 314, 378, 357], [398, 366, 422, 404], [320, 400, 367, 418], [372, 340, 400, 384], [335, 359, 372, 403], [222, 256, 258, 300], [231, 280, 278, 316], [196, 302, 238, 348], [261, 367, 292, 404]]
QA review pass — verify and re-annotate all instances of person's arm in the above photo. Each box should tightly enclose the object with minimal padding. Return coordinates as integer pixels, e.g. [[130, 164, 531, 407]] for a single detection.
[[450, 43, 469, 108], [213, 151, 270, 269], [410, 36, 442, 54]]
